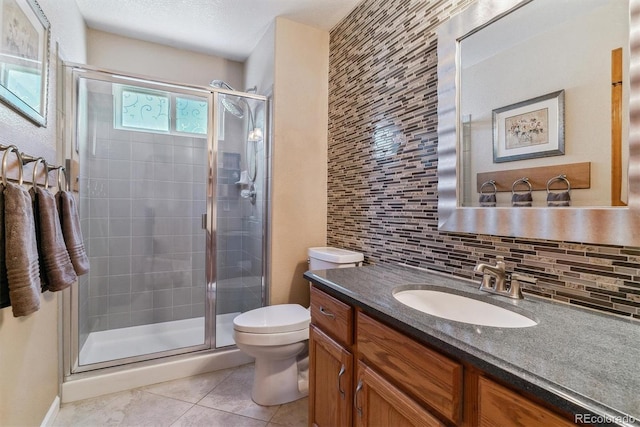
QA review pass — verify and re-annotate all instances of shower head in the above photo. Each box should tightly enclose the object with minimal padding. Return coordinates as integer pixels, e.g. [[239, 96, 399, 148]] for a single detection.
[[221, 97, 245, 118], [209, 80, 235, 90], [210, 80, 259, 95], [210, 79, 245, 118]]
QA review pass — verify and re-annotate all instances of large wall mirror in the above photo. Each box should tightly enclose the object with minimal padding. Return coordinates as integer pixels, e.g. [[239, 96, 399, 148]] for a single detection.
[[437, 0, 640, 246]]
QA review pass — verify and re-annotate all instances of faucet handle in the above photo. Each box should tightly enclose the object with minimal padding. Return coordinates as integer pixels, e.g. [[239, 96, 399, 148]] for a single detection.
[[511, 273, 536, 284], [509, 274, 536, 299]]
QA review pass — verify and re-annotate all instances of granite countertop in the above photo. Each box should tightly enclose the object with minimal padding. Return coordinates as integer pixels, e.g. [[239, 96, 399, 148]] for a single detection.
[[304, 263, 640, 427]]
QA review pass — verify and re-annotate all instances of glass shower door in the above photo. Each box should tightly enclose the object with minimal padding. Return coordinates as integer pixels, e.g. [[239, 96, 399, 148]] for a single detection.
[[214, 92, 267, 347], [72, 70, 212, 370]]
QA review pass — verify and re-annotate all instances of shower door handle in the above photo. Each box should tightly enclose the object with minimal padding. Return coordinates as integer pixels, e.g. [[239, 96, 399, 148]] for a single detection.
[[201, 213, 207, 230]]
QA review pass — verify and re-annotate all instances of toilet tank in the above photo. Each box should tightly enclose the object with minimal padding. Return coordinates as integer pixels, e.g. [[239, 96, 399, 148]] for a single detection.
[[308, 247, 364, 270]]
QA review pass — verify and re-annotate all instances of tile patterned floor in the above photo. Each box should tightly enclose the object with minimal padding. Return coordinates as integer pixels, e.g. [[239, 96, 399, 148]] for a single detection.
[[53, 364, 308, 426]]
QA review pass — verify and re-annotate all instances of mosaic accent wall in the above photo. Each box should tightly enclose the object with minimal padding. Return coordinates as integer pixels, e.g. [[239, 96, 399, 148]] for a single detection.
[[327, 0, 640, 320]]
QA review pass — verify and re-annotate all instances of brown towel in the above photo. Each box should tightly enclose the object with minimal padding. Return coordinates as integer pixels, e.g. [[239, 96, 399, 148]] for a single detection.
[[29, 187, 47, 291], [511, 192, 533, 207], [479, 193, 496, 207], [547, 191, 571, 207], [0, 184, 9, 309], [57, 191, 89, 275], [32, 187, 77, 291], [4, 182, 41, 317]]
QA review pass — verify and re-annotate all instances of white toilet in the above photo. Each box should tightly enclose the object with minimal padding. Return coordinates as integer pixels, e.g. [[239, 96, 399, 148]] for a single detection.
[[232, 246, 364, 406]]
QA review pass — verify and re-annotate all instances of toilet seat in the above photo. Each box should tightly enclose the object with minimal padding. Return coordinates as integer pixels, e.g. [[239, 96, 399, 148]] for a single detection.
[[233, 328, 309, 346], [233, 304, 310, 334]]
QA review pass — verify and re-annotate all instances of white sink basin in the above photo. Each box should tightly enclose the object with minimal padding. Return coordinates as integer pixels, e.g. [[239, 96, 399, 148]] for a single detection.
[[393, 289, 537, 328]]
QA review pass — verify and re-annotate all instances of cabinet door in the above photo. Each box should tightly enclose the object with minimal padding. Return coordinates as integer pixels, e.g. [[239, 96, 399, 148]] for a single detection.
[[478, 376, 577, 427], [309, 325, 353, 427], [357, 312, 463, 424], [354, 361, 446, 427]]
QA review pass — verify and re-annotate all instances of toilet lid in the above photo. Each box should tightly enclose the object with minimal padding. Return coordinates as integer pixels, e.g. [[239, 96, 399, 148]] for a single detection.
[[233, 304, 310, 334]]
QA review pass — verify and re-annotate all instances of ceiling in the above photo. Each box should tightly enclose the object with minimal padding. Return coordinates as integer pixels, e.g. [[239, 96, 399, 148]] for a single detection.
[[74, 0, 363, 62]]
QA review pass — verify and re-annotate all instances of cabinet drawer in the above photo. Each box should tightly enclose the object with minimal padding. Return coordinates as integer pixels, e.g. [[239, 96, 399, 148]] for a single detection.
[[357, 312, 463, 425], [310, 286, 353, 346], [478, 376, 576, 427]]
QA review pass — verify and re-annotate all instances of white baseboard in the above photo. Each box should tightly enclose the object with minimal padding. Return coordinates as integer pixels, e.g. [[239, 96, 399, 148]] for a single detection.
[[40, 396, 60, 427]]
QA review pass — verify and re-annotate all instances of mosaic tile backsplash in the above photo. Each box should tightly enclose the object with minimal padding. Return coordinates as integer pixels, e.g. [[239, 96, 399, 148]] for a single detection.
[[327, 0, 640, 320]]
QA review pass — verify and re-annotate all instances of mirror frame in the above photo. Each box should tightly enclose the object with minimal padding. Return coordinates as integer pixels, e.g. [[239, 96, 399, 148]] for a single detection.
[[436, 0, 640, 246]]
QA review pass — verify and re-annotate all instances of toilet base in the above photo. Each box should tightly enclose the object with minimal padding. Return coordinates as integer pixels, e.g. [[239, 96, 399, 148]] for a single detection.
[[251, 351, 308, 406]]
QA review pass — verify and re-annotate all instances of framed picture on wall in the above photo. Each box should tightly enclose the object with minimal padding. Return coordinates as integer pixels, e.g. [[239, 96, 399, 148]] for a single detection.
[[492, 90, 564, 163], [0, 0, 50, 126]]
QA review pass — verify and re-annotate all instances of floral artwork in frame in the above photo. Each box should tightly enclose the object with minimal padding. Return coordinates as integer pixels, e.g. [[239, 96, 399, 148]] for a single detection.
[[492, 90, 564, 163], [0, 0, 50, 126]]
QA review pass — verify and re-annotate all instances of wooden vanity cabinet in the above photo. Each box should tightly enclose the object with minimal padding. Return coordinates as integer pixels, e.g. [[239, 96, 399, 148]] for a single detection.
[[309, 285, 579, 427], [309, 286, 355, 426]]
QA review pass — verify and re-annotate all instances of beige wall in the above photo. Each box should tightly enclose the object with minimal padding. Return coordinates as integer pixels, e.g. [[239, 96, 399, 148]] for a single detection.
[[87, 29, 245, 88], [244, 22, 275, 96], [0, 0, 87, 425], [269, 18, 329, 306]]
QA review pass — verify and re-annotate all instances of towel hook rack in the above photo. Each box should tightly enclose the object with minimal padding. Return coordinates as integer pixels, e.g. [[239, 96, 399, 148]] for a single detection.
[[21, 153, 48, 189], [1, 145, 24, 186], [480, 179, 497, 195], [546, 174, 571, 193], [511, 177, 532, 194], [56, 166, 67, 191]]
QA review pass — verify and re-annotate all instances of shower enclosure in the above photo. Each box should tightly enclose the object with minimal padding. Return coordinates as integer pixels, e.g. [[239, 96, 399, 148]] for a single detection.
[[63, 65, 268, 373]]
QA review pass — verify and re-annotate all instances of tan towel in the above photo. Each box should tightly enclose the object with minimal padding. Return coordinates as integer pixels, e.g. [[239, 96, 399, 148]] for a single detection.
[[56, 191, 89, 275], [0, 184, 9, 309], [32, 187, 77, 291], [4, 182, 41, 317]]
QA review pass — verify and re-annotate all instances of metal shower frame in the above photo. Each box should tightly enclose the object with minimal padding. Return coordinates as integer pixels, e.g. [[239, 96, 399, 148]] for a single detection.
[[60, 62, 270, 377]]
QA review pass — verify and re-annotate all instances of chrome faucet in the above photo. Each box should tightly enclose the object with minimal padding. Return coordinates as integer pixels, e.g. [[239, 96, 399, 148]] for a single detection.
[[474, 256, 507, 292], [474, 256, 536, 299]]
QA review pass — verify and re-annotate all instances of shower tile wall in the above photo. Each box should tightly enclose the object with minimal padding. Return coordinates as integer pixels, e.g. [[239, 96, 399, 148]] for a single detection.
[[82, 91, 207, 335], [327, 0, 640, 319]]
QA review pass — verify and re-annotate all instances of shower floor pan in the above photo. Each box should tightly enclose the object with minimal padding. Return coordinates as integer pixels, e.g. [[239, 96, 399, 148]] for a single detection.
[[79, 313, 238, 366]]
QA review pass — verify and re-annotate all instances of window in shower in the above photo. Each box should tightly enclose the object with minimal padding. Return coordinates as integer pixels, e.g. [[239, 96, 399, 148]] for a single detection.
[[115, 86, 170, 132], [113, 85, 209, 136], [176, 96, 208, 135]]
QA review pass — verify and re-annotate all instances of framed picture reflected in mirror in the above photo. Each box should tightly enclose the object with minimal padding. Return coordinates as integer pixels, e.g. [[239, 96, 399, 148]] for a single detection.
[[492, 90, 564, 163]]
